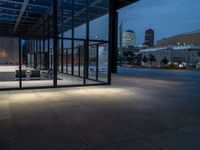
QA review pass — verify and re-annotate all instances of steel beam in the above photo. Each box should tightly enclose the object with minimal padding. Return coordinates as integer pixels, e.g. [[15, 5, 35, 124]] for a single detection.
[[0, 0, 49, 9], [13, 0, 30, 34]]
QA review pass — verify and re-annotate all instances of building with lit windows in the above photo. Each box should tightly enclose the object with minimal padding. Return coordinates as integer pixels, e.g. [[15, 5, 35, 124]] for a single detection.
[[139, 45, 200, 68], [122, 30, 136, 47]]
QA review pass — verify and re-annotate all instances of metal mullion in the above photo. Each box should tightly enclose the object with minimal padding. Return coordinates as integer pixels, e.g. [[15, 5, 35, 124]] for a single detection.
[[96, 44, 99, 81], [66, 46, 69, 74], [36, 38, 38, 53], [39, 38, 42, 69], [35, 38, 38, 69], [43, 23, 46, 70], [71, 0, 74, 75], [61, 1, 64, 73], [61, 37, 64, 73], [19, 37, 22, 88], [78, 46, 81, 77], [47, 17, 50, 70]]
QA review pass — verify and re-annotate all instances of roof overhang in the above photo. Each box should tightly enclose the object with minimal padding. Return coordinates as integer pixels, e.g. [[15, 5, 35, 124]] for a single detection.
[[114, 0, 139, 10], [0, 0, 139, 37]]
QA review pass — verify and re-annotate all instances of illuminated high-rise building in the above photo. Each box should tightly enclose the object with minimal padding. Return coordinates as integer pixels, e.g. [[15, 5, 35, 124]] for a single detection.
[[122, 30, 136, 47]]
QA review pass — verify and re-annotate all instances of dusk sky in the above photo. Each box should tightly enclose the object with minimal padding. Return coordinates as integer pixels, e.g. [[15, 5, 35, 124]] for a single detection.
[[118, 0, 200, 45]]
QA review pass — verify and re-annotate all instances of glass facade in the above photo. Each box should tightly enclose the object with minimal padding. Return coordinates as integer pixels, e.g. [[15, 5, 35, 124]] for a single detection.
[[0, 0, 111, 90], [0, 0, 139, 90]]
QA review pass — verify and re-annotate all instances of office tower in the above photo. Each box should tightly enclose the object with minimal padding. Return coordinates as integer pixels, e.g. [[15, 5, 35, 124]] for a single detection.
[[122, 30, 136, 47], [144, 29, 154, 47]]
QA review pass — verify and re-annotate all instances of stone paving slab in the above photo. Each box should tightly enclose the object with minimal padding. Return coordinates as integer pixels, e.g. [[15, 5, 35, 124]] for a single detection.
[[145, 129, 200, 150], [95, 138, 159, 150], [0, 101, 11, 120], [182, 124, 200, 137], [0, 71, 200, 150]]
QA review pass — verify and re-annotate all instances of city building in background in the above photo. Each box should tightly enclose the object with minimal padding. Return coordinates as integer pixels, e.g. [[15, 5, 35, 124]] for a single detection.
[[156, 30, 200, 47], [144, 29, 154, 47], [119, 21, 123, 49], [139, 45, 200, 68], [122, 30, 136, 47]]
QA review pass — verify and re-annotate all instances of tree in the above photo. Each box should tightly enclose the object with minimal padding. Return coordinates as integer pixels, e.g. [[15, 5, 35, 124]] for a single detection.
[[123, 50, 135, 64], [123, 50, 128, 64], [161, 56, 169, 66], [127, 50, 135, 64], [149, 54, 155, 67], [142, 55, 147, 63]]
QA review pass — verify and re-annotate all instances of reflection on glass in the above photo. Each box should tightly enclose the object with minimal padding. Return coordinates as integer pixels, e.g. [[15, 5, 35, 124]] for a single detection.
[[88, 42, 109, 84], [21, 38, 53, 88], [0, 37, 19, 89]]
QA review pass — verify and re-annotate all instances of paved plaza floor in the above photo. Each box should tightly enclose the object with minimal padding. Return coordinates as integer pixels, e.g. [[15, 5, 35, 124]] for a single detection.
[[0, 67, 200, 150]]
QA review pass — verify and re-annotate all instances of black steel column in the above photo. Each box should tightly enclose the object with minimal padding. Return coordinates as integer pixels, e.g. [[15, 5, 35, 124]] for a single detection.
[[83, 40, 87, 84], [19, 37, 22, 88], [108, 0, 118, 84], [35, 38, 38, 69], [35, 39, 37, 53], [47, 17, 50, 70], [96, 44, 99, 81], [39, 37, 41, 69], [86, 0, 89, 79], [84, 0, 90, 84], [66, 46, 68, 74], [43, 18, 45, 69], [53, 0, 58, 87], [61, 36, 64, 73], [71, 0, 74, 75], [78, 47, 81, 77], [61, 1, 64, 73]]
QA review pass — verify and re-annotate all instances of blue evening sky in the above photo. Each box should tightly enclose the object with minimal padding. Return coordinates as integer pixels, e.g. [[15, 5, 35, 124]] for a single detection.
[[118, 0, 200, 45]]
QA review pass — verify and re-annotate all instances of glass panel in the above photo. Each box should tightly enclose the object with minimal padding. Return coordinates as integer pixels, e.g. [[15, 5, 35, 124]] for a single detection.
[[73, 47, 79, 76], [0, 37, 19, 89], [87, 0, 110, 84], [57, 40, 83, 86], [75, 24, 86, 39], [21, 38, 53, 88], [74, 0, 87, 39], [67, 47, 72, 75], [58, 39, 63, 73], [59, 0, 72, 38], [64, 40, 71, 75], [74, 40, 85, 76], [89, 0, 109, 41], [87, 41, 109, 84], [98, 42, 109, 83], [80, 43, 85, 78], [49, 38, 54, 71], [88, 42, 98, 80]]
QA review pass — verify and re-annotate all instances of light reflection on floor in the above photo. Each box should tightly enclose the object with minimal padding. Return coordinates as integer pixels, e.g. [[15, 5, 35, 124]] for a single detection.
[[0, 72, 200, 150]]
